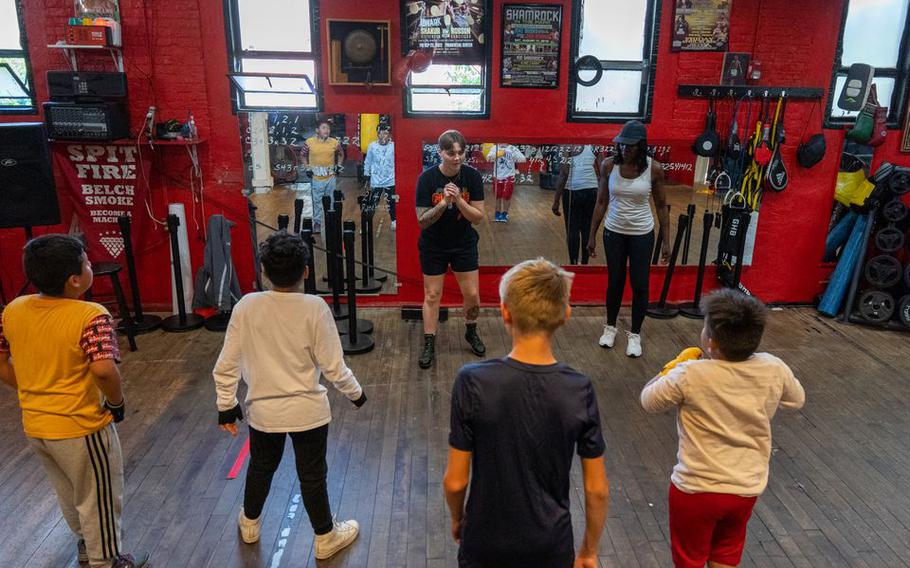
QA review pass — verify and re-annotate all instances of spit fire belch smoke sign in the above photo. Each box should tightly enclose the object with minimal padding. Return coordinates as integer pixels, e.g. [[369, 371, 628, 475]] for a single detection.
[[53, 143, 151, 263]]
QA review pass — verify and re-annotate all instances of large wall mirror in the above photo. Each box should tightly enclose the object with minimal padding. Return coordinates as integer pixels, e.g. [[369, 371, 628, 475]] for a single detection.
[[240, 112, 397, 293], [421, 140, 725, 268]]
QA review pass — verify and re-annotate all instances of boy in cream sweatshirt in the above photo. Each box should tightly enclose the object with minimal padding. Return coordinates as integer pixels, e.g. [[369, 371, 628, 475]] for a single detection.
[[641, 289, 805, 568]]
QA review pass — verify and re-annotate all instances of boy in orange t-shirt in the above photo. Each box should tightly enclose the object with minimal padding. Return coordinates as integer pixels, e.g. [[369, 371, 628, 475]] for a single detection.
[[0, 235, 148, 568]]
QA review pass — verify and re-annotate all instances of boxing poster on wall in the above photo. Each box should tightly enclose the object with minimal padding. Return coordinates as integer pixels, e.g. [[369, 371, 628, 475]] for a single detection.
[[500, 4, 562, 88], [671, 0, 731, 52], [402, 0, 488, 63], [53, 143, 150, 262]]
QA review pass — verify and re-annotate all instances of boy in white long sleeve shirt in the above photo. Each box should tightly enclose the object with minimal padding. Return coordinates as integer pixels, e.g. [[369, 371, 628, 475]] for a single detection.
[[213, 231, 366, 560], [485, 143, 526, 222], [641, 289, 804, 568]]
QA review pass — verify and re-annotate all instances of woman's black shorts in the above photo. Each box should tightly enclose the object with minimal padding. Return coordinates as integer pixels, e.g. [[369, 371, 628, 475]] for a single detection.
[[419, 241, 479, 275]]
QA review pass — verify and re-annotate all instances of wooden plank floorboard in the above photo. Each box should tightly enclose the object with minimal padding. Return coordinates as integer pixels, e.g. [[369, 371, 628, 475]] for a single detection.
[[4, 307, 910, 567]]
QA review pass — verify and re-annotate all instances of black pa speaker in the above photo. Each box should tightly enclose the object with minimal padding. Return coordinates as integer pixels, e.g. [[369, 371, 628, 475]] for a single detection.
[[0, 123, 60, 229]]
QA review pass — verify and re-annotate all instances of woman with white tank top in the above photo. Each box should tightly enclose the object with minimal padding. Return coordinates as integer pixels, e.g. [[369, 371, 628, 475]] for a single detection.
[[587, 121, 670, 357], [552, 145, 600, 265]]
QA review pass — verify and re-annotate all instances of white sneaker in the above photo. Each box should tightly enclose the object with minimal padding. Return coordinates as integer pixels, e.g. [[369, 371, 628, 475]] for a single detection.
[[237, 508, 262, 544], [598, 325, 618, 348], [391, 221, 397, 231], [626, 332, 642, 358], [314, 519, 360, 559]]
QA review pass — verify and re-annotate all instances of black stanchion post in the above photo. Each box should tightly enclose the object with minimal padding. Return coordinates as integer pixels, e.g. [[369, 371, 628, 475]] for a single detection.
[[333, 189, 345, 287], [326, 197, 349, 322], [680, 211, 714, 319], [652, 204, 670, 264], [357, 207, 383, 293], [117, 215, 162, 333], [646, 213, 688, 319], [277, 214, 290, 231], [247, 197, 262, 290], [301, 218, 317, 295], [682, 203, 696, 264], [317, 194, 333, 294], [340, 221, 375, 354], [293, 198, 304, 234], [367, 208, 387, 283], [161, 214, 205, 332]]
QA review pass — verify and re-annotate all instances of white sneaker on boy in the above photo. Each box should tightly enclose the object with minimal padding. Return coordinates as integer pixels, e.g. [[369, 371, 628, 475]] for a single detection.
[[314, 519, 360, 559]]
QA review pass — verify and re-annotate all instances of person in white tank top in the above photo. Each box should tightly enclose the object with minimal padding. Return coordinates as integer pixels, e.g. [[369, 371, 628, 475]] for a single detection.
[[552, 145, 601, 265], [587, 121, 670, 357]]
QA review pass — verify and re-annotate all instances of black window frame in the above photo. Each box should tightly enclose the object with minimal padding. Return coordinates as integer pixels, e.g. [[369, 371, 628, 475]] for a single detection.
[[826, 0, 910, 128], [566, 0, 660, 123], [0, 0, 36, 115], [222, 0, 323, 113], [402, 0, 493, 119]]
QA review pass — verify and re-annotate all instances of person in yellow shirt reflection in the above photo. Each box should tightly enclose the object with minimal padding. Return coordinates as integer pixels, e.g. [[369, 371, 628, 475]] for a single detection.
[[0, 235, 148, 568], [302, 118, 345, 233]]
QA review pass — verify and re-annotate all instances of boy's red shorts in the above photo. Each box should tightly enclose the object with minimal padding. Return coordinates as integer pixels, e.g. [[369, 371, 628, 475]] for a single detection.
[[669, 483, 757, 568], [493, 177, 515, 199]]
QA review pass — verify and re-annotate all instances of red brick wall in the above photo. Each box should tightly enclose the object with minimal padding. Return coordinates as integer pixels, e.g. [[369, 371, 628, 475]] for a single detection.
[[2, 0, 906, 308]]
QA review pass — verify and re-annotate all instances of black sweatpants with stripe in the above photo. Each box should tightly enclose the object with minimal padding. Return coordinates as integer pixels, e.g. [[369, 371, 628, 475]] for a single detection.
[[29, 423, 123, 568]]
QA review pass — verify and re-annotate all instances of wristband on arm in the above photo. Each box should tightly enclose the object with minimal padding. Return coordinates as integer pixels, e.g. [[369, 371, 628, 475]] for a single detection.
[[352, 392, 367, 408], [104, 398, 125, 423], [218, 404, 244, 425]]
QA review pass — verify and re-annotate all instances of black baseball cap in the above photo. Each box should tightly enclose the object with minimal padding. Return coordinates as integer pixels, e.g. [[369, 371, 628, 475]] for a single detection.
[[614, 120, 647, 144]]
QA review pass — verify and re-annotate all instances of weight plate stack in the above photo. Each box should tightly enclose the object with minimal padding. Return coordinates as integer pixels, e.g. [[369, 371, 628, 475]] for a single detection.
[[890, 170, 910, 195], [874, 227, 905, 253], [858, 289, 896, 323], [899, 295, 910, 329], [864, 255, 903, 288], [882, 199, 908, 223]]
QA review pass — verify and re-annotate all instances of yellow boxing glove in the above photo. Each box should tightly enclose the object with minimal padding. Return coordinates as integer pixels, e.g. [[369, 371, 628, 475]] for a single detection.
[[496, 149, 506, 158], [659, 347, 703, 376]]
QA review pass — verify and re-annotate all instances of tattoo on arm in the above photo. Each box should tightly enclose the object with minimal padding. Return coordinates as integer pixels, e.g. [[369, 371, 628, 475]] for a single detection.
[[417, 203, 446, 230]]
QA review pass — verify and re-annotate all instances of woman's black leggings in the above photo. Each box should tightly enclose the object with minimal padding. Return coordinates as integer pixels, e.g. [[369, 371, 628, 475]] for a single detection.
[[603, 229, 654, 334], [562, 188, 596, 265]]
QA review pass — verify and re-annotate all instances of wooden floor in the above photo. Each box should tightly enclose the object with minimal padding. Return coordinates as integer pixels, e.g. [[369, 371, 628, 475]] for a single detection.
[[3, 306, 910, 568]]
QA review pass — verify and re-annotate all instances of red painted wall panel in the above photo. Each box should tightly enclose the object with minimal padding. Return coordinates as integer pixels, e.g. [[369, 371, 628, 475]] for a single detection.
[[2, 0, 907, 309]]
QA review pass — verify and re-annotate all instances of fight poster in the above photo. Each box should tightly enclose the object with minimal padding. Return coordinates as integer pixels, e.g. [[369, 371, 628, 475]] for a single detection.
[[402, 0, 487, 62], [500, 4, 562, 88], [671, 0, 731, 52], [53, 143, 150, 262]]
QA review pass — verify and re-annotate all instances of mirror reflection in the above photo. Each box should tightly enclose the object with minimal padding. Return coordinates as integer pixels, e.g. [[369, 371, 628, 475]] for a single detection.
[[241, 112, 397, 293], [421, 140, 717, 267]]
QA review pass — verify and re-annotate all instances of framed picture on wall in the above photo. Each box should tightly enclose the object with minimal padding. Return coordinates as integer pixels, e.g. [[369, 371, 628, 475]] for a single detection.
[[500, 4, 562, 89], [720, 52, 749, 85], [671, 0, 731, 52], [401, 0, 487, 63]]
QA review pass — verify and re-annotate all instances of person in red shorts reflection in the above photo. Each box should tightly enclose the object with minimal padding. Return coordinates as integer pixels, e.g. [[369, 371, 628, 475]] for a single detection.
[[485, 143, 526, 223]]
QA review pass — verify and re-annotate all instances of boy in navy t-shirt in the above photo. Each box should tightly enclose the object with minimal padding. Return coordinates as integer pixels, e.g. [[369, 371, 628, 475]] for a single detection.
[[443, 258, 610, 568]]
